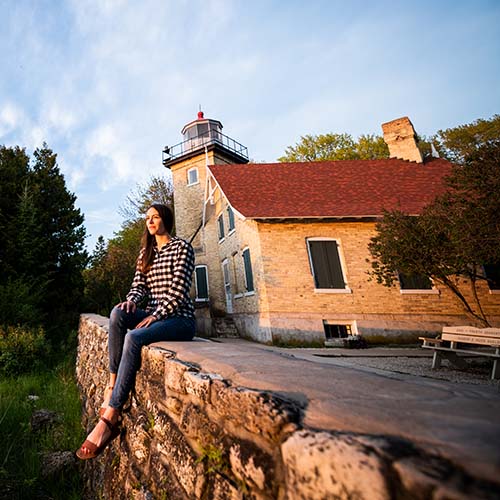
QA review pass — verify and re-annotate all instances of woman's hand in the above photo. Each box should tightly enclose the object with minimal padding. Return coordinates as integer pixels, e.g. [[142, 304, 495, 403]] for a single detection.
[[116, 301, 137, 313], [136, 315, 157, 329]]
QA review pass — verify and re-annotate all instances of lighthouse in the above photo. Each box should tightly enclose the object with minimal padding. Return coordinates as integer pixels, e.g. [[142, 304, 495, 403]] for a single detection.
[[163, 111, 248, 336]]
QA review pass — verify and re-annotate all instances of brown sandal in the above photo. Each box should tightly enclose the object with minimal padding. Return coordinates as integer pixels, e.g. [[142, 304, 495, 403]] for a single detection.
[[76, 417, 120, 460], [99, 386, 114, 417]]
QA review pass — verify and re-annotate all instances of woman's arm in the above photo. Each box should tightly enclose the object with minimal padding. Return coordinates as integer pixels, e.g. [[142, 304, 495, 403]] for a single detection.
[[151, 240, 195, 320]]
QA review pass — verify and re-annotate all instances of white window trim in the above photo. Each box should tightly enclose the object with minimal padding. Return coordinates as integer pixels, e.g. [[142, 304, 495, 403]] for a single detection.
[[187, 167, 199, 186], [194, 265, 209, 302], [306, 237, 351, 292]]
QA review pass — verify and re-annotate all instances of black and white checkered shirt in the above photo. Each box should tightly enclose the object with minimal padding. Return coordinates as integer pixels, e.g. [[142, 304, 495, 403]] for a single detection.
[[126, 237, 195, 320]]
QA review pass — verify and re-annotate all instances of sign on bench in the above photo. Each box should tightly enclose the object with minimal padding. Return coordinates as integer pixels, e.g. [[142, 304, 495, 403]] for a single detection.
[[420, 326, 500, 380]]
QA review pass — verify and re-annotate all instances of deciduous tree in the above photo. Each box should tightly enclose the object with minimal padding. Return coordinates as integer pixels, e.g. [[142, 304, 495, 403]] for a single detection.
[[369, 140, 500, 326], [278, 133, 388, 162]]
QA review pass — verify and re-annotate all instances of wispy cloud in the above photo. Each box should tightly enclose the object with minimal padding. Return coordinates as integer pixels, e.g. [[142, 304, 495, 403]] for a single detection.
[[1, 0, 499, 249]]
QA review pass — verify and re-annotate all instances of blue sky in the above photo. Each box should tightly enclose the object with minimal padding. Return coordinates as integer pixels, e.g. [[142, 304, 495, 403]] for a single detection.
[[1, 0, 499, 251]]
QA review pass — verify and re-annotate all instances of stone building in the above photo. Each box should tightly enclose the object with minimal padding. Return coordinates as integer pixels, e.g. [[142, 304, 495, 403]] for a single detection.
[[163, 113, 500, 344]]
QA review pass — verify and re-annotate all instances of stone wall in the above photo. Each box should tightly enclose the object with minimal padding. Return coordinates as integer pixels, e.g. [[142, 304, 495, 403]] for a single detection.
[[77, 314, 499, 499]]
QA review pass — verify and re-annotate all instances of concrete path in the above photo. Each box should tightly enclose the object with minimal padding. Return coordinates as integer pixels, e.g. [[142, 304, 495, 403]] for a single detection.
[[150, 337, 500, 485]]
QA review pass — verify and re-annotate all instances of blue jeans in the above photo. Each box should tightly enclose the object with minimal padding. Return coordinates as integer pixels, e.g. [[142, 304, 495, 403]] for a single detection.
[[107, 306, 196, 409]]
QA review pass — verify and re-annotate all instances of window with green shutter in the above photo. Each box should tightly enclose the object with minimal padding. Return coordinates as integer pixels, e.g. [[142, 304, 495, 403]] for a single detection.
[[307, 240, 346, 289], [217, 214, 225, 241], [242, 248, 254, 292], [227, 206, 235, 232], [398, 273, 432, 290], [195, 265, 209, 300]]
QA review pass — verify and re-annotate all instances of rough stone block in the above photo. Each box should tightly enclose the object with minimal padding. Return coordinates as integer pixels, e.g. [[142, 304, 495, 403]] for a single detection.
[[281, 429, 390, 500], [179, 402, 223, 445], [165, 358, 198, 394], [184, 370, 212, 402], [211, 385, 301, 442], [210, 476, 244, 500], [229, 441, 272, 492], [155, 411, 205, 498]]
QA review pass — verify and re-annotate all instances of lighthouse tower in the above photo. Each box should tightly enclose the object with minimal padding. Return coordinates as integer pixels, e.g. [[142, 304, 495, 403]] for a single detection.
[[163, 111, 248, 244], [163, 111, 248, 334]]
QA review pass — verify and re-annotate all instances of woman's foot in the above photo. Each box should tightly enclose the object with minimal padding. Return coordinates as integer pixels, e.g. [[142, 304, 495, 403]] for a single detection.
[[99, 385, 114, 417], [76, 408, 120, 460]]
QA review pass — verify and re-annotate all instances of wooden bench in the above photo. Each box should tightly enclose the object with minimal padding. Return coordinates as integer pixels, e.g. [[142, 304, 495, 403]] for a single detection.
[[419, 326, 500, 380]]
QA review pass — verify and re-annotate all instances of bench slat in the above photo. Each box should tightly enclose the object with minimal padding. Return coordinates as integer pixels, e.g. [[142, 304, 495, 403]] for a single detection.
[[442, 326, 500, 338], [442, 333, 500, 346], [421, 345, 500, 358]]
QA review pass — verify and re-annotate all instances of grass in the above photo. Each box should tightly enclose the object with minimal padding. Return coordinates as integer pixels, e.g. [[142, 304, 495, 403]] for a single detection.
[[0, 355, 84, 499]]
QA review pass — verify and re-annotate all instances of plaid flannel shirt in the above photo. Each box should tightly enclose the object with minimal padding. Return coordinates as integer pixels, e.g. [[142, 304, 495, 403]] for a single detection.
[[126, 237, 195, 320]]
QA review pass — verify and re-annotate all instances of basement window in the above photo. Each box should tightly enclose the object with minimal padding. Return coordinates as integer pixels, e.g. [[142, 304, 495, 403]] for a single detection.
[[323, 322, 353, 339]]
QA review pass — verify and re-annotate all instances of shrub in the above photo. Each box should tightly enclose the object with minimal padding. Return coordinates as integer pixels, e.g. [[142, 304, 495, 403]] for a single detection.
[[0, 325, 49, 376]]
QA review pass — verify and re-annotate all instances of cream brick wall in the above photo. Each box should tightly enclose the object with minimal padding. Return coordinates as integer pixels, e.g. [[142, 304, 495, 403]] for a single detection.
[[254, 220, 500, 342]]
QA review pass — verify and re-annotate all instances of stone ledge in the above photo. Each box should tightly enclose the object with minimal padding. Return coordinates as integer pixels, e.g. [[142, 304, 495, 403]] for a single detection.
[[77, 314, 500, 499]]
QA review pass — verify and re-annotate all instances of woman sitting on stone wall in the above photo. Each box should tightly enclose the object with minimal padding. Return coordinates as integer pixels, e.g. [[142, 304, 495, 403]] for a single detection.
[[76, 203, 196, 460]]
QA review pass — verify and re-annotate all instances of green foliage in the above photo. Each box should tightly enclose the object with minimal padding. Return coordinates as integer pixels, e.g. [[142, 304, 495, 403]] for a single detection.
[[369, 140, 500, 326], [119, 175, 174, 223], [432, 114, 500, 165], [0, 357, 83, 499], [84, 175, 174, 315], [0, 325, 49, 376], [278, 132, 389, 162], [196, 444, 229, 475], [0, 143, 88, 346], [0, 325, 47, 376], [83, 219, 143, 315]]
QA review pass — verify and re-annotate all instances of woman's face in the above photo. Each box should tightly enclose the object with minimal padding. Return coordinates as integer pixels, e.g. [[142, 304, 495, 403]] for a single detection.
[[146, 207, 167, 236]]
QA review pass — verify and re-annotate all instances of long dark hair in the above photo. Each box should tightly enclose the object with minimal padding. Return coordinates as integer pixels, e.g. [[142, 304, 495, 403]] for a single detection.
[[139, 204, 174, 273]]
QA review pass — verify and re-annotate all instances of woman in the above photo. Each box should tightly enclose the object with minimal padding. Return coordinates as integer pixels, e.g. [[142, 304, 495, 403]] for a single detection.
[[77, 204, 196, 460]]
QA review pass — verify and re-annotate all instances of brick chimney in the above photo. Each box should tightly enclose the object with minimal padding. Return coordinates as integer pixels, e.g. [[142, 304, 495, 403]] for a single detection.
[[381, 116, 423, 163]]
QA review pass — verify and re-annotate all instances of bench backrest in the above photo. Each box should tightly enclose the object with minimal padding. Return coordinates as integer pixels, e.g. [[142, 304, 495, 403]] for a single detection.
[[442, 326, 500, 346]]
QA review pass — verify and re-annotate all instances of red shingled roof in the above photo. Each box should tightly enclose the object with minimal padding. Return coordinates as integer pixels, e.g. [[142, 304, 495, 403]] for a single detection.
[[208, 158, 452, 219]]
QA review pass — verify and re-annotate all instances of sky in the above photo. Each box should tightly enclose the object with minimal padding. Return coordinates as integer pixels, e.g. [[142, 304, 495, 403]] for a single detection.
[[1, 0, 499, 252]]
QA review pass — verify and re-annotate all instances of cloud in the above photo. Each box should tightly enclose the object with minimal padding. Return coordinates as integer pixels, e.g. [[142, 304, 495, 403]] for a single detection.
[[0, 102, 23, 137]]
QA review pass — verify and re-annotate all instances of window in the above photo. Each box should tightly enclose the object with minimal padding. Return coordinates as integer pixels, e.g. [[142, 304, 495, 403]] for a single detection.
[[324, 323, 352, 339], [217, 214, 225, 241], [307, 239, 348, 290], [227, 206, 235, 232], [187, 167, 199, 186], [484, 264, 500, 291], [398, 273, 433, 291], [242, 248, 254, 292], [194, 265, 209, 301]]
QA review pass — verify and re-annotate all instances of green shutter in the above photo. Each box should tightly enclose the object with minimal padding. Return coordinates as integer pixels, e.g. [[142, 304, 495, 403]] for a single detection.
[[399, 273, 432, 290], [309, 241, 345, 289], [243, 249, 254, 292], [195, 267, 209, 299]]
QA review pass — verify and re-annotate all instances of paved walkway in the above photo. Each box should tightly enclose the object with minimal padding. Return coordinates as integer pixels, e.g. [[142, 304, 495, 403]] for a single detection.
[[150, 337, 500, 485]]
